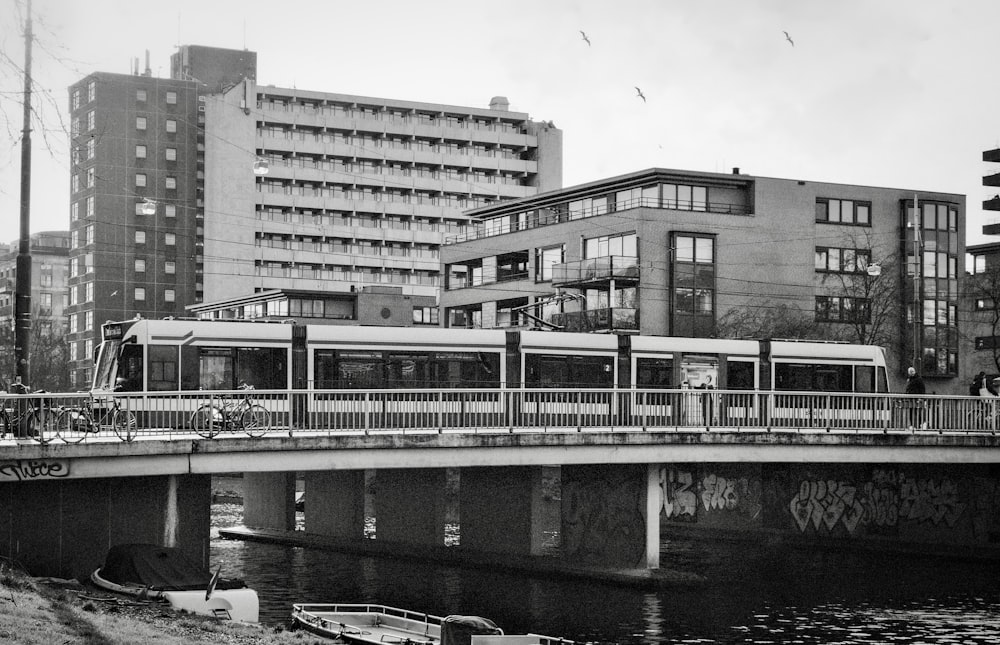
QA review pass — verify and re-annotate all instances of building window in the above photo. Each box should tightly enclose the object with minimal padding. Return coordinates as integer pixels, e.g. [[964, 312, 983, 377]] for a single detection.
[[85, 224, 94, 245], [136, 173, 147, 187], [165, 177, 176, 190], [40, 264, 52, 287], [816, 296, 870, 323], [71, 89, 80, 110], [816, 198, 871, 226], [671, 233, 716, 337], [85, 281, 94, 302], [136, 145, 147, 159], [164, 289, 175, 303], [165, 91, 177, 105], [135, 288, 145, 301], [413, 306, 439, 325], [86, 138, 95, 159], [87, 80, 95, 102], [815, 247, 871, 273], [136, 116, 147, 130], [86, 111, 95, 131], [71, 202, 79, 222], [135, 231, 146, 244], [165, 233, 176, 246], [165, 204, 176, 218], [165, 261, 175, 274], [585, 232, 637, 258], [535, 245, 564, 282], [86, 196, 94, 217], [165, 119, 176, 133], [165, 147, 176, 161], [135, 259, 145, 273], [137, 89, 147, 102]]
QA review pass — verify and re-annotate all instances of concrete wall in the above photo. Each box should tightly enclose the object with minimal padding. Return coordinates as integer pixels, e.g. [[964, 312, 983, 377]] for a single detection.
[[659, 463, 1000, 548], [0, 474, 211, 580]]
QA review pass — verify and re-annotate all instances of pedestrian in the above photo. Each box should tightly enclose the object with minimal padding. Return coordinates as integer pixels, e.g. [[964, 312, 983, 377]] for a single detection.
[[970, 371, 997, 397], [905, 367, 925, 430]]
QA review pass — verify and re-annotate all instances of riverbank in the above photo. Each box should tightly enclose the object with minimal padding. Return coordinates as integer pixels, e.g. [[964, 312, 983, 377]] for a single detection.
[[0, 561, 316, 645]]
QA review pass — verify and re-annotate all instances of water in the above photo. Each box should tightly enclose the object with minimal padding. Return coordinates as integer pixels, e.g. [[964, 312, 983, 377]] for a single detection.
[[210, 503, 1000, 644]]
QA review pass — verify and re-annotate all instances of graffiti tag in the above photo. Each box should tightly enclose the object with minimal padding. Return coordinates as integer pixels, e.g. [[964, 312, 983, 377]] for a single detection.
[[0, 459, 70, 482]]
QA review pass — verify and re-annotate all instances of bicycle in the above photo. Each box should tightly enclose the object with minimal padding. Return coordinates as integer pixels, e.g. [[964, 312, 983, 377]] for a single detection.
[[0, 391, 57, 444], [54, 395, 138, 443], [189, 384, 271, 439]]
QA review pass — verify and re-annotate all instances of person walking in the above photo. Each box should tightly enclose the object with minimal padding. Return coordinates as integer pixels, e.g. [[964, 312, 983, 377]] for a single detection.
[[905, 367, 926, 430]]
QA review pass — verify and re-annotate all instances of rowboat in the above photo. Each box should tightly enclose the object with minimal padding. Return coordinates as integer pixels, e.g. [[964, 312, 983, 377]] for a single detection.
[[290, 603, 574, 644], [91, 543, 259, 622]]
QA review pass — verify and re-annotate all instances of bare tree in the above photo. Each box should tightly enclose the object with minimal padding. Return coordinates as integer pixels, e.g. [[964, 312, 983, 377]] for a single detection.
[[716, 301, 824, 340], [817, 229, 901, 348]]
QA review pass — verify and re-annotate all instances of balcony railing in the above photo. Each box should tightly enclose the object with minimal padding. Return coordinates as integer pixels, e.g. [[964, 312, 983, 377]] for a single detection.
[[552, 255, 639, 285], [549, 307, 638, 332]]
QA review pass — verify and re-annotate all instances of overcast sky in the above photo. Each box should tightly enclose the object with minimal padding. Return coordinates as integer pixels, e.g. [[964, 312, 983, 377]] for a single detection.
[[2, 0, 999, 246]]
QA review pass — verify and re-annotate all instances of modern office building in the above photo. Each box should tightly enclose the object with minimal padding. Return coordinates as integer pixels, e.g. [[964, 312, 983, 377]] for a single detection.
[[440, 167, 965, 391], [65, 45, 561, 388], [964, 147, 1000, 376]]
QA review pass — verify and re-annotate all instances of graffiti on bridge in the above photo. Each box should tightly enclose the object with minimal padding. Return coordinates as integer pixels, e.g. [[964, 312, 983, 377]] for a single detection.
[[659, 467, 762, 521], [789, 469, 966, 534], [0, 459, 70, 482], [562, 468, 647, 567]]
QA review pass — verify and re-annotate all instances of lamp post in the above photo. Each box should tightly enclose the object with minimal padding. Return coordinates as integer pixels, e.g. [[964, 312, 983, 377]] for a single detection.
[[14, 0, 33, 385]]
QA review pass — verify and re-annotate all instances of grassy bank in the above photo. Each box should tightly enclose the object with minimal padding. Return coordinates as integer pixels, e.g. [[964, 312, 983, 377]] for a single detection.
[[0, 560, 322, 645]]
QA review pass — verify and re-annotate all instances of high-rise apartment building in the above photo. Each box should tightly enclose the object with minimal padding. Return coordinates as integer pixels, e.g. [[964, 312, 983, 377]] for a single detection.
[[440, 168, 965, 392], [66, 45, 562, 387]]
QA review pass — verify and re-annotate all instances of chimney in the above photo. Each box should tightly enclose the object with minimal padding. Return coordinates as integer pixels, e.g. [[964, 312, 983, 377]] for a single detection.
[[144, 50, 151, 76], [732, 167, 740, 175], [488, 96, 510, 111]]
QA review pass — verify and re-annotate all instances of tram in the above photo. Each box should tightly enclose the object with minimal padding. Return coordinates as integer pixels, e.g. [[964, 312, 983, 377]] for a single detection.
[[91, 318, 890, 430]]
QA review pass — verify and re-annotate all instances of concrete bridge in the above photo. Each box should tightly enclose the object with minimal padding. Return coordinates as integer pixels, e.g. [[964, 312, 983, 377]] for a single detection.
[[3, 387, 1000, 580]]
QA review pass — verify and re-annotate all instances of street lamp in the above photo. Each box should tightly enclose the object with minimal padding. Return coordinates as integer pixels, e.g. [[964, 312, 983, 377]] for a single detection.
[[140, 198, 157, 216], [866, 263, 882, 277], [252, 158, 269, 176]]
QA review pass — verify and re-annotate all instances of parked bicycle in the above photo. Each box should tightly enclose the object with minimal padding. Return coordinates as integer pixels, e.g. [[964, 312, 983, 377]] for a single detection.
[[0, 385, 57, 444], [54, 395, 138, 443], [189, 383, 271, 439]]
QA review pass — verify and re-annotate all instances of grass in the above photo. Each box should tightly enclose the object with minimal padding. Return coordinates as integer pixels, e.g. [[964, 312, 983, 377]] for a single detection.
[[0, 559, 326, 645]]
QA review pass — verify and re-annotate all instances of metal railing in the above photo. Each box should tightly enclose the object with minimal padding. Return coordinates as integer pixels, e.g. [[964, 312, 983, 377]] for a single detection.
[[1, 389, 998, 445]]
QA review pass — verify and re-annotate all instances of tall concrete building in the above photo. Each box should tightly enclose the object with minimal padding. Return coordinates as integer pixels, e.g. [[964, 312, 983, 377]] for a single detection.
[[440, 168, 965, 392], [66, 45, 561, 387]]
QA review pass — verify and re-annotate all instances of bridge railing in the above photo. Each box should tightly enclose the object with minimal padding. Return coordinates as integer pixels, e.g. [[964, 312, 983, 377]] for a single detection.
[[0, 389, 997, 444]]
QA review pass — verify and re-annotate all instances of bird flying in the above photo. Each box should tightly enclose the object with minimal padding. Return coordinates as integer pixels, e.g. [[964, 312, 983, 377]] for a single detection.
[[580, 30, 590, 46], [635, 86, 646, 102], [783, 31, 794, 47]]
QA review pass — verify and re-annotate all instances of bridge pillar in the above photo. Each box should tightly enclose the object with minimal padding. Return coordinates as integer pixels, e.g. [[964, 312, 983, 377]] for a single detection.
[[375, 468, 446, 546], [303, 470, 366, 538], [561, 463, 660, 569], [460, 466, 551, 555], [242, 472, 296, 530]]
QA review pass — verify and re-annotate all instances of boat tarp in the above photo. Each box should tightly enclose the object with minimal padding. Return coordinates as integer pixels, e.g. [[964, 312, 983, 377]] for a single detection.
[[97, 543, 246, 592], [441, 615, 502, 645]]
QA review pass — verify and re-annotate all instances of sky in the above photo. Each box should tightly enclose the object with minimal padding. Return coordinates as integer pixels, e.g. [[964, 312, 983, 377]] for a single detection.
[[1, 0, 999, 246]]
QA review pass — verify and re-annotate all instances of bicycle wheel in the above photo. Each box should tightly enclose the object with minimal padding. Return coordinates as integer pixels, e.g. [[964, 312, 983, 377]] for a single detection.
[[240, 404, 271, 438], [27, 407, 55, 445], [56, 408, 92, 444], [190, 404, 222, 439], [112, 408, 138, 442]]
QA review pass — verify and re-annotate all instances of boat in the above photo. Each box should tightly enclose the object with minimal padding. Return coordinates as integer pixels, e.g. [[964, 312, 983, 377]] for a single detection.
[[290, 603, 574, 644], [91, 543, 259, 622]]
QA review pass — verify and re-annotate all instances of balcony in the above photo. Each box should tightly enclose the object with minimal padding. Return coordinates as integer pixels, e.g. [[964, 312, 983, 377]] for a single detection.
[[552, 255, 639, 287], [549, 307, 638, 333]]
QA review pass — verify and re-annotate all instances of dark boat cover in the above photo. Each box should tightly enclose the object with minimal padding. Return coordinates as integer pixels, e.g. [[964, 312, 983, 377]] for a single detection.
[[97, 543, 246, 591], [441, 615, 502, 645]]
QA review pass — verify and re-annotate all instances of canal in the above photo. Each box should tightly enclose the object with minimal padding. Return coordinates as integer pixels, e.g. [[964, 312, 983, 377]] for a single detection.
[[209, 496, 1000, 644]]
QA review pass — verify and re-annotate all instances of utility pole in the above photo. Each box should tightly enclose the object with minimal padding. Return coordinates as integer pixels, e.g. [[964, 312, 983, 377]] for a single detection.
[[14, 0, 33, 384]]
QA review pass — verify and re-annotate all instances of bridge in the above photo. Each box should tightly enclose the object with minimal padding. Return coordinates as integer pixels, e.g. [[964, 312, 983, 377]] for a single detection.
[[3, 387, 1000, 581]]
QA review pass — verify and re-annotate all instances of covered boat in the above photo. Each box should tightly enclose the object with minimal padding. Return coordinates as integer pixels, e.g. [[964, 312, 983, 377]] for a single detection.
[[290, 603, 573, 644], [91, 543, 259, 622]]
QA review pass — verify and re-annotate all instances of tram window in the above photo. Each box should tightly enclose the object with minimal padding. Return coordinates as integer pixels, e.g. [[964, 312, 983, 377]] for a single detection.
[[855, 365, 875, 393], [526, 354, 614, 388], [148, 345, 179, 391], [199, 349, 233, 390], [636, 358, 673, 388], [314, 350, 337, 388], [726, 360, 755, 390], [385, 353, 428, 387], [775, 363, 852, 391], [116, 344, 143, 392], [337, 358, 382, 389], [235, 347, 286, 389]]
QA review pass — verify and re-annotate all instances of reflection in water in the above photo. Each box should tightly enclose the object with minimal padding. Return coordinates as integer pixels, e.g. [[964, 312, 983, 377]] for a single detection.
[[211, 504, 1000, 644]]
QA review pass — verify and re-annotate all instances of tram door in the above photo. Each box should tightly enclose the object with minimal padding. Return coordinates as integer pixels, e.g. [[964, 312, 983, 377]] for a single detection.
[[680, 355, 718, 425]]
